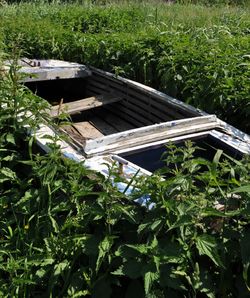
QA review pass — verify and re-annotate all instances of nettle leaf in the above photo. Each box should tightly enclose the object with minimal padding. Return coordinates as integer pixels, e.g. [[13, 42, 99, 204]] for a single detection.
[[116, 205, 137, 224], [199, 267, 216, 298], [160, 264, 187, 291], [112, 260, 144, 279], [96, 236, 114, 272], [150, 219, 163, 231], [49, 214, 59, 233], [195, 235, 223, 267], [201, 207, 226, 218], [14, 190, 33, 207], [126, 244, 148, 255], [0, 167, 17, 182], [144, 270, 159, 295], [111, 265, 125, 276], [115, 245, 140, 258], [54, 260, 69, 276], [168, 214, 193, 231]]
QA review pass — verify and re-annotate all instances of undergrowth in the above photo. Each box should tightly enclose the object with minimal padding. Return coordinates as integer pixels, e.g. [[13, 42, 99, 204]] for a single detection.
[[0, 1, 249, 132], [0, 55, 250, 297]]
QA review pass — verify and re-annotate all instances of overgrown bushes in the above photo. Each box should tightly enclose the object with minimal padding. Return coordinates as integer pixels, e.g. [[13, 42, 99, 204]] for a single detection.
[[1, 59, 250, 297], [1, 2, 250, 296], [0, 2, 249, 132]]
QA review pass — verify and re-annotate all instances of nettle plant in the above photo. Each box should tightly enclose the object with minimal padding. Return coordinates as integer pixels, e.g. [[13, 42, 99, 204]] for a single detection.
[[0, 57, 250, 297]]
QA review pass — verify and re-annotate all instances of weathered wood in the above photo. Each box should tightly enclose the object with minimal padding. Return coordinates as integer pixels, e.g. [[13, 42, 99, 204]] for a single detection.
[[86, 82, 108, 95], [115, 131, 210, 155], [90, 66, 204, 117], [19, 59, 92, 82], [61, 125, 86, 144], [104, 104, 152, 127], [100, 109, 136, 132], [119, 100, 168, 123], [104, 105, 145, 128], [50, 94, 122, 117], [87, 77, 187, 120], [90, 117, 118, 135], [73, 122, 104, 139], [84, 116, 219, 156]]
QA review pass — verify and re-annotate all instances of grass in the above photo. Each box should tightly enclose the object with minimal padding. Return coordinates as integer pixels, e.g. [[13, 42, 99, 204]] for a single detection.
[[0, 59, 250, 296], [1, 1, 249, 132], [0, 23, 250, 295], [0, 4, 250, 293]]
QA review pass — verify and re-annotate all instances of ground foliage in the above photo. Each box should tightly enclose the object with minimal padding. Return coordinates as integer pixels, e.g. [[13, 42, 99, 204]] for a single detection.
[[0, 1, 249, 132], [1, 56, 250, 297]]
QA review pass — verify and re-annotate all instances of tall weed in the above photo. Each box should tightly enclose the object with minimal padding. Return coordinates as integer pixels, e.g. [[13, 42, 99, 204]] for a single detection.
[[0, 2, 249, 131], [0, 56, 250, 297]]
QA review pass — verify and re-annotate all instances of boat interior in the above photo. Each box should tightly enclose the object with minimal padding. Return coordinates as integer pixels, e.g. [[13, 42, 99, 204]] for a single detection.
[[24, 68, 200, 145], [120, 133, 243, 173]]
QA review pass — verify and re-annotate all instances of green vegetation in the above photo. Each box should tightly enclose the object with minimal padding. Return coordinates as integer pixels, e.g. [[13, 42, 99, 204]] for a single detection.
[[0, 1, 249, 132], [1, 1, 250, 296], [1, 57, 250, 297]]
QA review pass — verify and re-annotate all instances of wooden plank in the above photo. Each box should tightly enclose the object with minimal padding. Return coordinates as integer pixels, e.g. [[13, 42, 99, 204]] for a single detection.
[[87, 78, 187, 120], [86, 80, 107, 94], [84, 116, 219, 156], [90, 116, 118, 135], [87, 80, 112, 93], [104, 105, 145, 128], [100, 109, 136, 132], [73, 122, 104, 139], [90, 66, 203, 117], [50, 94, 121, 117], [119, 100, 168, 123], [61, 125, 86, 144], [104, 104, 152, 127]]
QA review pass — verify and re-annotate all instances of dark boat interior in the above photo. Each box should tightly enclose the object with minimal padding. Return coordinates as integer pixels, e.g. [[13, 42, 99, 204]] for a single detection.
[[25, 69, 199, 143], [120, 134, 242, 173]]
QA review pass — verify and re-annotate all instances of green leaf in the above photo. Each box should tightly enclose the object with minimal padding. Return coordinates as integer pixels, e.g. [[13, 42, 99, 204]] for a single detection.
[[112, 260, 144, 279], [195, 235, 223, 267], [201, 207, 226, 218], [49, 214, 59, 233], [96, 236, 114, 273], [160, 264, 187, 291], [116, 205, 137, 224], [232, 185, 250, 193], [144, 270, 159, 295], [36, 268, 47, 279], [199, 267, 216, 298], [54, 260, 69, 276], [126, 244, 148, 255], [6, 133, 15, 145], [213, 149, 223, 166], [0, 167, 17, 182], [111, 265, 125, 276], [14, 190, 33, 207], [168, 214, 193, 231]]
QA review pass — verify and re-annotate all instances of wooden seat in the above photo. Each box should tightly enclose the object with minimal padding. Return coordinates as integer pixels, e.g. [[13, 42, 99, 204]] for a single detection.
[[73, 121, 104, 139], [50, 94, 121, 117], [61, 121, 104, 145]]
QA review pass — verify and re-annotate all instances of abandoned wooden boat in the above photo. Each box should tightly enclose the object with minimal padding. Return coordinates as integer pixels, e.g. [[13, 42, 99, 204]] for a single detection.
[[13, 59, 250, 180]]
